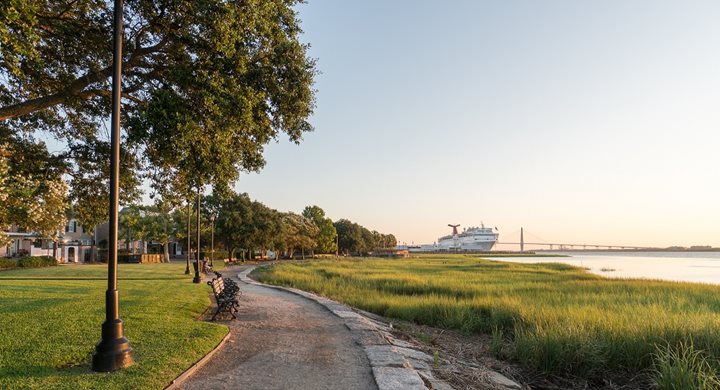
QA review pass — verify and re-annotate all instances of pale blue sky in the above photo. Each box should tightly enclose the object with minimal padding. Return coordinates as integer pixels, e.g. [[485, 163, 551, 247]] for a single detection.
[[235, 0, 720, 248]]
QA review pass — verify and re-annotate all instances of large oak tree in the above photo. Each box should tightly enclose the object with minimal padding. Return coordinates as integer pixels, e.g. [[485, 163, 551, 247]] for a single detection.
[[1, 0, 316, 219]]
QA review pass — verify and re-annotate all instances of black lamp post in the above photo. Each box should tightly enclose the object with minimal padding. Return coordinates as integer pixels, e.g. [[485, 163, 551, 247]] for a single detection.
[[193, 188, 201, 283], [185, 200, 190, 274], [92, 0, 133, 372], [210, 214, 216, 268]]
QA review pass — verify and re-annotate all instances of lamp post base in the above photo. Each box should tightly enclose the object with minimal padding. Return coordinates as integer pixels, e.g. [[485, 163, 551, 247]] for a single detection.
[[92, 319, 133, 372]]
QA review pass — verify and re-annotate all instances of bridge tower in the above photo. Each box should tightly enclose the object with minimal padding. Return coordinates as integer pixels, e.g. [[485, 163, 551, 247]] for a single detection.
[[520, 227, 524, 252]]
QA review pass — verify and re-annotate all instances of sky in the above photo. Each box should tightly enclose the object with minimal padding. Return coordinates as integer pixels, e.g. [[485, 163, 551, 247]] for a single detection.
[[230, 0, 720, 249]]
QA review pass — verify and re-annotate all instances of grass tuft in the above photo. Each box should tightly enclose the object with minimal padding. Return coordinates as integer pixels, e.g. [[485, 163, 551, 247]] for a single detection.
[[653, 340, 720, 390], [491, 325, 504, 358]]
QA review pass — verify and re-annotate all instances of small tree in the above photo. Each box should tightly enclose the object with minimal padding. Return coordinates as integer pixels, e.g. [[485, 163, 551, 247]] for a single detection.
[[216, 193, 254, 261], [141, 204, 175, 263], [1, 137, 69, 248], [302, 205, 337, 254], [119, 206, 142, 254]]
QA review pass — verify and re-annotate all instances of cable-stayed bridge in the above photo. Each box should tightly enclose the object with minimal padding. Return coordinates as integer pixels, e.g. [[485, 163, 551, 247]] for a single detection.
[[495, 228, 655, 251]]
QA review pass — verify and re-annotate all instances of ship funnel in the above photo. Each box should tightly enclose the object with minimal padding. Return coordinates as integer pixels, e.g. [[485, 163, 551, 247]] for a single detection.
[[448, 224, 460, 235]]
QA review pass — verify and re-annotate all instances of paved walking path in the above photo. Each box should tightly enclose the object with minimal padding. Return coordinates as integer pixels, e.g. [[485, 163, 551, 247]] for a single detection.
[[179, 265, 378, 390], [177, 265, 519, 390]]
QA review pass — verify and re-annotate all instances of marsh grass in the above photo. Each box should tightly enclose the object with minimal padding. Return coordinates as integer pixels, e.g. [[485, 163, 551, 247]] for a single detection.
[[491, 325, 504, 358], [0, 262, 227, 389], [254, 255, 720, 380], [653, 340, 720, 390]]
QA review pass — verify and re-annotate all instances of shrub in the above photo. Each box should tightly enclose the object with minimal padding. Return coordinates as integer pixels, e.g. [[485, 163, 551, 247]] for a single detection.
[[17, 256, 58, 268], [0, 258, 17, 269]]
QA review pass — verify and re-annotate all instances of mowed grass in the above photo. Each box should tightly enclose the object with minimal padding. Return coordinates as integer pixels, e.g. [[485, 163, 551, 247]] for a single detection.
[[254, 255, 720, 379], [0, 261, 228, 389]]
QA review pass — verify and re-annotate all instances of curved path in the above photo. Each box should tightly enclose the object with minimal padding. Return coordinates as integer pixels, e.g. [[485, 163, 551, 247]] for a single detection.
[[179, 265, 378, 390]]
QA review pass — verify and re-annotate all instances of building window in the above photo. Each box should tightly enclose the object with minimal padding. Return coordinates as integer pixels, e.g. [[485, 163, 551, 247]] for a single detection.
[[66, 220, 78, 233]]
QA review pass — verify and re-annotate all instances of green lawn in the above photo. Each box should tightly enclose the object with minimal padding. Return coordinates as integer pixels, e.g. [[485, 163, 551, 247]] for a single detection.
[[0, 261, 228, 389], [253, 255, 720, 382]]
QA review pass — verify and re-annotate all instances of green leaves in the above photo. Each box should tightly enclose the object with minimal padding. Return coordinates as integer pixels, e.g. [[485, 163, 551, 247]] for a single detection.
[[2, 0, 316, 209], [334, 219, 395, 255], [303, 205, 337, 254], [0, 135, 69, 240]]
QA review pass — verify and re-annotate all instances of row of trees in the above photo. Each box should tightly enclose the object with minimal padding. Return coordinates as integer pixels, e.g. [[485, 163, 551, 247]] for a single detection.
[[334, 219, 397, 256], [113, 191, 397, 261]]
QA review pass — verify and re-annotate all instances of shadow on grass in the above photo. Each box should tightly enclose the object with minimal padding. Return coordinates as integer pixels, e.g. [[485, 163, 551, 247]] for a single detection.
[[0, 363, 96, 380]]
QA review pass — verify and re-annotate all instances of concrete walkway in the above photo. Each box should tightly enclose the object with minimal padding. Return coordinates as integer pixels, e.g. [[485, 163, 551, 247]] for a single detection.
[[179, 265, 378, 390]]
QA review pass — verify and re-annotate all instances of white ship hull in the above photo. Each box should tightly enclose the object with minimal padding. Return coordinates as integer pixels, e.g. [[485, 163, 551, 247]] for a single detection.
[[437, 239, 496, 251], [403, 225, 499, 252]]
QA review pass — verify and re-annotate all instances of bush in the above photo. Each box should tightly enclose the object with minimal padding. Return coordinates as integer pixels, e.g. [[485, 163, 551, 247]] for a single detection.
[[0, 258, 17, 269], [17, 256, 58, 268]]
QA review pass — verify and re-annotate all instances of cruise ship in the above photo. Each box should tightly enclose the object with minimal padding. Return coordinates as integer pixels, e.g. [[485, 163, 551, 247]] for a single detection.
[[403, 224, 499, 252], [437, 224, 498, 251]]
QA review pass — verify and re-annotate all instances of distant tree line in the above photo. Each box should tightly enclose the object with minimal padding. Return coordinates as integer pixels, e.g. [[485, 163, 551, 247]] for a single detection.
[[117, 191, 396, 261], [334, 219, 397, 256]]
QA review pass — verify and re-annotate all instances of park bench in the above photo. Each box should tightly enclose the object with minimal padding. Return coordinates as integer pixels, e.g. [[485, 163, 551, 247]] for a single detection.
[[207, 273, 241, 321]]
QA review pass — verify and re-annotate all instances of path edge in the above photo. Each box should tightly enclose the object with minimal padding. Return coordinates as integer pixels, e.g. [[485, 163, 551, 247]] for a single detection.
[[164, 328, 232, 390], [237, 266, 459, 390]]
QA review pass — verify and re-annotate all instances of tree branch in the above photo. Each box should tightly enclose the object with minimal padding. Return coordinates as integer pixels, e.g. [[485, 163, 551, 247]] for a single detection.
[[0, 40, 167, 121]]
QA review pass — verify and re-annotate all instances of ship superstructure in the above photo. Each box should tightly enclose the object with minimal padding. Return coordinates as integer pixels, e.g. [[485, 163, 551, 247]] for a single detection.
[[401, 224, 499, 252], [437, 223, 498, 251]]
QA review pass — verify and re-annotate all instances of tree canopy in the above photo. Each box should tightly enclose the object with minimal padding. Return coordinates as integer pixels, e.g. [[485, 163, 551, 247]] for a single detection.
[[0, 135, 68, 242], [334, 218, 395, 256], [1, 0, 317, 232], [302, 205, 337, 254]]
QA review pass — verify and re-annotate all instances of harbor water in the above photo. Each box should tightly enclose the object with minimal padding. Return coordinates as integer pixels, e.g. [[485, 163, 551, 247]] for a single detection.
[[492, 251, 720, 285]]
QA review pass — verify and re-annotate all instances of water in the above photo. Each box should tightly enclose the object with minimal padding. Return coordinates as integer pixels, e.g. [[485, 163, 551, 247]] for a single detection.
[[491, 251, 720, 285]]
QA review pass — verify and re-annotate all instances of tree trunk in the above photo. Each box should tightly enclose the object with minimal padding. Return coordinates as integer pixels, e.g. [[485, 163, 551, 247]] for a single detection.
[[302, 247, 305, 260], [91, 244, 97, 263], [163, 242, 170, 263]]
